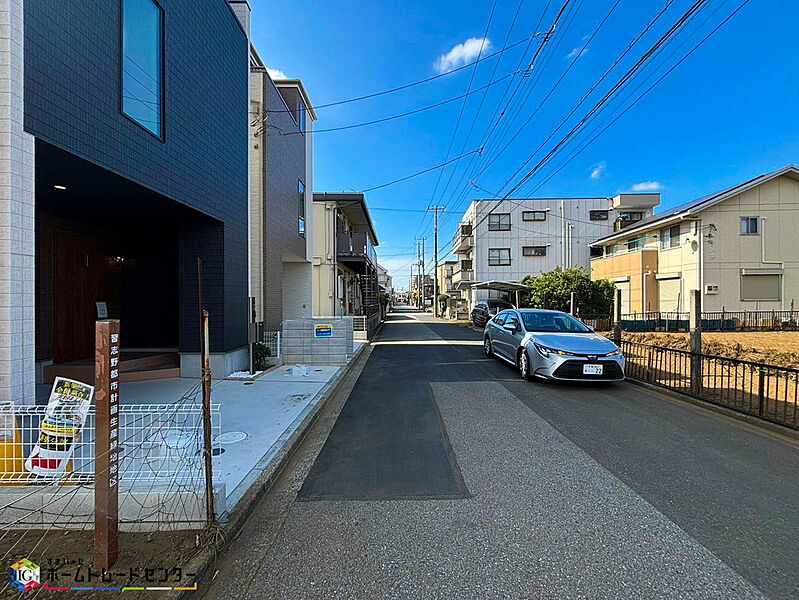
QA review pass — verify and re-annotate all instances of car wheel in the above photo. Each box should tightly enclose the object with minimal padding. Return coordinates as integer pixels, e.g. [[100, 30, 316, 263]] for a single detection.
[[484, 336, 494, 358], [518, 349, 533, 381]]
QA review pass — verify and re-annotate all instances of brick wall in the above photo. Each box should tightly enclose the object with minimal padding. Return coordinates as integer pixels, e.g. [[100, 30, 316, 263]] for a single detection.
[[282, 318, 354, 366]]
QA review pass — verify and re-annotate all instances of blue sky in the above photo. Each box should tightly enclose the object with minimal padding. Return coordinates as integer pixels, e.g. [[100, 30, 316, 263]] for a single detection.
[[248, 0, 799, 291]]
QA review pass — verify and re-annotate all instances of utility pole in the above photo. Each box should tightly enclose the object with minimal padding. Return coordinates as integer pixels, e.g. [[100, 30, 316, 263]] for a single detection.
[[427, 206, 446, 318], [419, 237, 426, 311]]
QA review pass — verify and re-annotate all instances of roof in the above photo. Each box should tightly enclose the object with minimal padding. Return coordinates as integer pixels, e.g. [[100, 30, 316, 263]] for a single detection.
[[273, 79, 318, 121], [590, 165, 799, 246], [469, 280, 528, 292], [313, 192, 379, 246]]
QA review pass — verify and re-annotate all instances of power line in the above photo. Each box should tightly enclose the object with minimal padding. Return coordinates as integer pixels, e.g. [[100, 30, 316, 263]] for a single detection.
[[264, 36, 535, 113], [424, 0, 499, 226], [433, 0, 747, 266], [358, 149, 482, 193], [270, 71, 518, 135]]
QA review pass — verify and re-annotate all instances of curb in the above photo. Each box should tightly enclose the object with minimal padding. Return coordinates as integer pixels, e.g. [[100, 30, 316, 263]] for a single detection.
[[626, 377, 799, 443], [181, 341, 370, 599]]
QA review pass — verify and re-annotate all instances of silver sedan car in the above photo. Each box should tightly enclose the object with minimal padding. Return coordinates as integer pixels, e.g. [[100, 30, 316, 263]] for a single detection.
[[483, 309, 625, 381]]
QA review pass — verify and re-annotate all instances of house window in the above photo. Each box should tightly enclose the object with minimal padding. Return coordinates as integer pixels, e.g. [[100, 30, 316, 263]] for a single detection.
[[660, 224, 681, 249], [740, 217, 759, 235], [488, 213, 511, 231], [618, 211, 643, 223], [522, 210, 547, 222], [522, 246, 547, 256], [741, 273, 780, 301], [121, 0, 164, 138], [488, 248, 511, 266], [298, 98, 306, 134], [298, 180, 306, 235], [589, 210, 609, 221], [627, 239, 642, 252]]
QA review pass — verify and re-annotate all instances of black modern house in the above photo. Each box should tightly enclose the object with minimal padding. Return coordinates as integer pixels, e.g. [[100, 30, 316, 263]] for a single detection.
[[0, 0, 251, 401]]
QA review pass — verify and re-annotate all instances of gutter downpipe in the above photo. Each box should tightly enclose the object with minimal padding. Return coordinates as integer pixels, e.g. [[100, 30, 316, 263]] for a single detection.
[[760, 217, 785, 309]]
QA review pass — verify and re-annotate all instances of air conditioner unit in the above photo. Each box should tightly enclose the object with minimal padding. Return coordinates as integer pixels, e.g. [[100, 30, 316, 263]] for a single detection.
[[705, 284, 718, 294]]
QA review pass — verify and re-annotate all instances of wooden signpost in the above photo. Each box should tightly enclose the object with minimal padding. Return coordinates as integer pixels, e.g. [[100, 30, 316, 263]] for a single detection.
[[94, 319, 120, 570]]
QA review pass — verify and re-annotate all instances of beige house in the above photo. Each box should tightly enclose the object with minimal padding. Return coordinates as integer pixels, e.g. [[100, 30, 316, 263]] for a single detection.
[[312, 193, 380, 318], [590, 166, 799, 314]]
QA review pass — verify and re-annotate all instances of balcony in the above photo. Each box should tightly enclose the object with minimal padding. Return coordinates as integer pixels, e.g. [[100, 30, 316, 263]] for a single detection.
[[337, 231, 377, 274], [452, 260, 473, 288], [452, 223, 474, 254]]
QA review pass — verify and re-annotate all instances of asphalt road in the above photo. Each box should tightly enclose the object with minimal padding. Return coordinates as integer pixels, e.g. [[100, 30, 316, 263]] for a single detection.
[[206, 307, 799, 599]]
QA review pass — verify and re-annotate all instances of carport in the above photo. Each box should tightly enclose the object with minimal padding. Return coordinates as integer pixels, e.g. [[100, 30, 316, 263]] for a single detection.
[[469, 280, 528, 308]]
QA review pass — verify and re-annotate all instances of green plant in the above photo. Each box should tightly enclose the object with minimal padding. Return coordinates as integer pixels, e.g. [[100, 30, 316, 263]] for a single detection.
[[519, 267, 615, 315], [253, 342, 272, 371]]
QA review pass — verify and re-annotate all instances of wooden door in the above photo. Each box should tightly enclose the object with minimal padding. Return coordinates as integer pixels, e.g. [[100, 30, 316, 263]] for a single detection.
[[53, 231, 104, 363]]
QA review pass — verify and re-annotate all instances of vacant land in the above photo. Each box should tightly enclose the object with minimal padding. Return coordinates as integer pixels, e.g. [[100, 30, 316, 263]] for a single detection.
[[619, 331, 799, 369]]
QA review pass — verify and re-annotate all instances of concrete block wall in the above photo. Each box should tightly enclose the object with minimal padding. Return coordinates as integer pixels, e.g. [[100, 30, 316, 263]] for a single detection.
[[282, 317, 354, 366], [0, 0, 36, 404]]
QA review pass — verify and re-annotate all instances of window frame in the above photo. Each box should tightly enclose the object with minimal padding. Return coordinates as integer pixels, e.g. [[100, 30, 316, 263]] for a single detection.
[[589, 209, 609, 221], [298, 179, 306, 236], [521, 210, 547, 222], [740, 216, 759, 236], [522, 245, 547, 257], [488, 248, 511, 266], [120, 0, 166, 141], [660, 224, 681, 250], [627, 238, 642, 252], [488, 213, 511, 231], [740, 273, 781, 302]]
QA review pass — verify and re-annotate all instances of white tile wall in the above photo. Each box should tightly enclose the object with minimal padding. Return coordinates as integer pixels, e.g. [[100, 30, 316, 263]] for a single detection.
[[0, 0, 35, 404]]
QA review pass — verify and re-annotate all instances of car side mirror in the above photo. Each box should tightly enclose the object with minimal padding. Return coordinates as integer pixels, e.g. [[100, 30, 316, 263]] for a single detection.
[[503, 323, 518, 333]]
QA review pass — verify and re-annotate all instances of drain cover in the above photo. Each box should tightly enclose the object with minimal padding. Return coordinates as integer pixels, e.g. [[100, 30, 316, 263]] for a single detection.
[[214, 431, 248, 444]]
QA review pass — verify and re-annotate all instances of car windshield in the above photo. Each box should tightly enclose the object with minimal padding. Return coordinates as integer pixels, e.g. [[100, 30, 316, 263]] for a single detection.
[[487, 300, 512, 308], [521, 312, 591, 333]]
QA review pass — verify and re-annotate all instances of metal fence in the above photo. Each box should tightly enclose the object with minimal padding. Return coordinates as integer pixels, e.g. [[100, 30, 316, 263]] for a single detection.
[[261, 330, 281, 357], [621, 340, 799, 430], [581, 310, 799, 332], [0, 403, 221, 484]]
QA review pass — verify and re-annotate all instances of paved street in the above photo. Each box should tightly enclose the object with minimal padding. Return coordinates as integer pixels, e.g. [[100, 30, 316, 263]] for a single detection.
[[205, 307, 799, 600]]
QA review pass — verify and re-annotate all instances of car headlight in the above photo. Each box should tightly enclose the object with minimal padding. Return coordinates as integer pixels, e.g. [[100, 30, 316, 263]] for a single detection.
[[534, 343, 576, 358], [604, 348, 621, 357]]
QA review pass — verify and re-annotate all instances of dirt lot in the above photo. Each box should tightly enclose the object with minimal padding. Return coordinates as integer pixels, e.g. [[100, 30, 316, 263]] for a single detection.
[[0, 529, 203, 599], [618, 331, 799, 369]]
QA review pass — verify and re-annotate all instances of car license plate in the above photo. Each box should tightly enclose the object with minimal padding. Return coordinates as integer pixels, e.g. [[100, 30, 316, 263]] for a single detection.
[[583, 363, 603, 375]]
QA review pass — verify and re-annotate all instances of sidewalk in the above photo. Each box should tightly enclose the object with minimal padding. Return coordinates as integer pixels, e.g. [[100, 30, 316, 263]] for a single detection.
[[105, 343, 366, 516]]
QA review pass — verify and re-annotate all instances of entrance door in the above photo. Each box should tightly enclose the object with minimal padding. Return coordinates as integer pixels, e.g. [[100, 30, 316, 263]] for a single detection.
[[53, 231, 104, 363]]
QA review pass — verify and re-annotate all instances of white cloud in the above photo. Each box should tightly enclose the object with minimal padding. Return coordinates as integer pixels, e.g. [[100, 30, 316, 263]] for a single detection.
[[267, 67, 288, 80], [566, 46, 588, 60], [590, 161, 606, 180], [631, 181, 663, 192], [434, 37, 492, 73]]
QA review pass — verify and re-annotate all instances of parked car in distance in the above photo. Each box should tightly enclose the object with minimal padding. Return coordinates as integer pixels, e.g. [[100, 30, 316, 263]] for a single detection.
[[471, 299, 515, 328], [483, 309, 625, 381]]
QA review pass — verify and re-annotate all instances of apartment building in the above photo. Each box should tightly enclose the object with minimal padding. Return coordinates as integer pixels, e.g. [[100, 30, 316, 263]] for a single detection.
[[313, 193, 380, 318], [249, 44, 317, 333], [436, 261, 458, 297], [377, 264, 393, 298], [452, 195, 659, 309], [2, 0, 251, 402], [590, 166, 799, 314]]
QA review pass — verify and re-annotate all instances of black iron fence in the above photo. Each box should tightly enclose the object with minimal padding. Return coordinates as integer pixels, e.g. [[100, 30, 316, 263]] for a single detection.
[[580, 310, 799, 332], [621, 340, 799, 430]]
